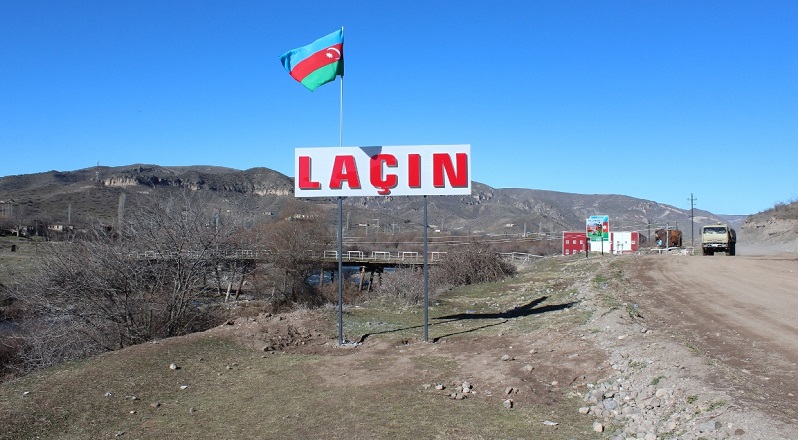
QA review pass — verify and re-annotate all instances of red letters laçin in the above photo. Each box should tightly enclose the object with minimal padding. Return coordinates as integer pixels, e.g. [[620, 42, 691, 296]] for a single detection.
[[370, 154, 398, 195], [433, 153, 468, 188], [297, 156, 320, 190], [408, 154, 421, 188], [329, 155, 361, 189]]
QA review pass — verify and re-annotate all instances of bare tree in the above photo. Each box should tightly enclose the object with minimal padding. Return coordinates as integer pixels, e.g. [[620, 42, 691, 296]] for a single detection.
[[18, 191, 236, 370], [254, 204, 334, 307], [435, 242, 517, 286], [374, 266, 444, 306]]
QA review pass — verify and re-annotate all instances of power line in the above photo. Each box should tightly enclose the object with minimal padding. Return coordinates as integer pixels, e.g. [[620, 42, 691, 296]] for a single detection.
[[688, 193, 697, 248]]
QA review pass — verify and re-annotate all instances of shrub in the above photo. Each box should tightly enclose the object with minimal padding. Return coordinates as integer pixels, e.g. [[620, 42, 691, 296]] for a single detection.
[[435, 243, 517, 286]]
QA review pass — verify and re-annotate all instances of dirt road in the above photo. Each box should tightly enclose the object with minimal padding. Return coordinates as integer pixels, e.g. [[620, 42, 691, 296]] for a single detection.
[[634, 250, 798, 423]]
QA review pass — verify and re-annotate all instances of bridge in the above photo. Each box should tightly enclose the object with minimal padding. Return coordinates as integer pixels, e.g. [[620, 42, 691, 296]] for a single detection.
[[129, 249, 539, 266], [128, 249, 540, 291]]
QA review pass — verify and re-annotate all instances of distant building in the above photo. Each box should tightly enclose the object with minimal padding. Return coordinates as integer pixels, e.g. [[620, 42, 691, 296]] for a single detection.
[[564, 231, 639, 255], [611, 231, 639, 254], [562, 231, 587, 255], [0, 200, 13, 218]]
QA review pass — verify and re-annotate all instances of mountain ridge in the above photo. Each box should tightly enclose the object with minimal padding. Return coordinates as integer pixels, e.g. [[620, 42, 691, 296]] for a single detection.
[[0, 164, 745, 241]]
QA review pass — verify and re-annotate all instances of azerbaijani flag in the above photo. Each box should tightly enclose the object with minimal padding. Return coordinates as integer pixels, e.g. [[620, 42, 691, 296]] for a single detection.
[[279, 29, 344, 92]]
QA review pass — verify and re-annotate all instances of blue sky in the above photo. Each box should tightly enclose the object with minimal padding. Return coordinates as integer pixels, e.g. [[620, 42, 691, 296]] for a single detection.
[[1, 1, 796, 215]]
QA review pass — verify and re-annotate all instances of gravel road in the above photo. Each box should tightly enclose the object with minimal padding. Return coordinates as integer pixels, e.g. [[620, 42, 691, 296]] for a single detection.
[[630, 248, 798, 436]]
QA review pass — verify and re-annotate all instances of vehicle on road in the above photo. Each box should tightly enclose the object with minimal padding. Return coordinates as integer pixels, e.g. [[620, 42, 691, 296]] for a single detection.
[[701, 223, 736, 256]]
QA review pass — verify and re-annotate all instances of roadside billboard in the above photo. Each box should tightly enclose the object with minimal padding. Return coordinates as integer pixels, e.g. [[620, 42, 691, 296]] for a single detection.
[[295, 145, 471, 198], [586, 215, 610, 242]]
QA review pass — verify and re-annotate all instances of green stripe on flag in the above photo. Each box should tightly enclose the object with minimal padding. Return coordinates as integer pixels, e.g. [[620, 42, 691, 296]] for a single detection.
[[300, 62, 342, 91]]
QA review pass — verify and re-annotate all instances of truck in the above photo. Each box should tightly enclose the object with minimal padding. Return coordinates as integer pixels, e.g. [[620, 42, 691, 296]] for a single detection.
[[701, 223, 736, 256]]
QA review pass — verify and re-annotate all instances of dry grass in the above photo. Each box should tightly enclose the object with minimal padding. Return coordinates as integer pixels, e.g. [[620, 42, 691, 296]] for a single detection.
[[0, 256, 610, 440]]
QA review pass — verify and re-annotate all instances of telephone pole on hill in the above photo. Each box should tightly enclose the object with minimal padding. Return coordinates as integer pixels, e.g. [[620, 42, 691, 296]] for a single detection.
[[688, 193, 697, 248]]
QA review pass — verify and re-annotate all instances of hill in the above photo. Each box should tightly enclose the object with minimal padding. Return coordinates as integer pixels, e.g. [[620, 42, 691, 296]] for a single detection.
[[738, 199, 798, 253], [0, 164, 740, 243]]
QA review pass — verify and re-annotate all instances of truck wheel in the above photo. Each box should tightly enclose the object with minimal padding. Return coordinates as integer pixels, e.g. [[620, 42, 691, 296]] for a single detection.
[[728, 245, 736, 256]]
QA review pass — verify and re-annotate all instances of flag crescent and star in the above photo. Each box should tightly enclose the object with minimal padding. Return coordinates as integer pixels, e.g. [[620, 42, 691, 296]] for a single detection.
[[279, 29, 344, 92]]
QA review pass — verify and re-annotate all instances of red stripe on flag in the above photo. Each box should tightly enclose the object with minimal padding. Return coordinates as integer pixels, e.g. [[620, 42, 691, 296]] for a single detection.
[[290, 43, 343, 82]]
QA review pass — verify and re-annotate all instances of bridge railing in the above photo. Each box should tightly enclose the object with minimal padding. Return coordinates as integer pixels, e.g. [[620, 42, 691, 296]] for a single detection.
[[319, 250, 448, 264], [129, 249, 540, 264]]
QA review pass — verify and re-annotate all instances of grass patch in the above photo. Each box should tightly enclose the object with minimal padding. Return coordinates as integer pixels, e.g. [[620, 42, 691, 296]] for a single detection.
[[337, 263, 590, 342], [592, 274, 608, 285], [685, 340, 701, 354], [0, 254, 619, 439], [599, 293, 621, 311], [0, 333, 603, 439], [410, 355, 458, 373], [650, 375, 666, 386], [706, 399, 727, 412]]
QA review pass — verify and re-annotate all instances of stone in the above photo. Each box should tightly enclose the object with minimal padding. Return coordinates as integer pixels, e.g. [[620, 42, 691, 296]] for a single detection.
[[503, 399, 514, 409], [500, 354, 512, 361], [655, 388, 672, 398], [647, 398, 661, 409], [697, 420, 722, 433], [592, 421, 604, 432], [578, 406, 590, 414], [169, 363, 178, 370], [602, 398, 618, 411], [622, 406, 638, 416]]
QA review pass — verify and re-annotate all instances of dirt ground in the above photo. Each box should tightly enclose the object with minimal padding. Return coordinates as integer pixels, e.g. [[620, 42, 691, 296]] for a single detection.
[[215, 243, 798, 438], [634, 247, 798, 425]]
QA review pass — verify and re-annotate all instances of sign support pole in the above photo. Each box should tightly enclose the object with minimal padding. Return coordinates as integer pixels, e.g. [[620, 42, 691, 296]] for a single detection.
[[337, 65, 345, 346], [337, 196, 343, 345], [423, 195, 429, 342]]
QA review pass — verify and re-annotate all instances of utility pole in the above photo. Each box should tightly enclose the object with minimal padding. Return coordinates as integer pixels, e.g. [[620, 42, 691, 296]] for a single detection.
[[688, 193, 697, 248]]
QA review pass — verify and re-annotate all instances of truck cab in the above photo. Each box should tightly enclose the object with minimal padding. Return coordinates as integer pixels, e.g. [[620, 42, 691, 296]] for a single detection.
[[701, 223, 736, 256]]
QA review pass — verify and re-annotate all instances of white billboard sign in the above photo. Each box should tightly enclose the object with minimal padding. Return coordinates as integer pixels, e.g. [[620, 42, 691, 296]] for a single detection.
[[295, 145, 471, 197]]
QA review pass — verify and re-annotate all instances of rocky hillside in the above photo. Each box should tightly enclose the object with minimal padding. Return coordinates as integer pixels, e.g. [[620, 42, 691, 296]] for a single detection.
[[739, 200, 798, 253], [1, 164, 742, 240]]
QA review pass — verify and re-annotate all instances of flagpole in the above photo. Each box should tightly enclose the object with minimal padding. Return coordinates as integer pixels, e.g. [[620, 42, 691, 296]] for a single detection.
[[339, 26, 344, 149], [337, 26, 345, 346]]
